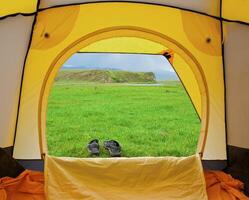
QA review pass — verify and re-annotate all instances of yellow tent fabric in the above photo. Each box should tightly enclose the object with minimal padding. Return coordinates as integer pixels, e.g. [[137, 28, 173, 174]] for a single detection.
[[0, 0, 37, 17], [45, 154, 208, 200], [78, 37, 166, 54], [222, 0, 249, 23], [13, 2, 226, 160]]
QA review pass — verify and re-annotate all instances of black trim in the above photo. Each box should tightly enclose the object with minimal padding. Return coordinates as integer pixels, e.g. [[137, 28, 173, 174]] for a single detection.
[[202, 160, 227, 170], [0, 12, 36, 21], [1, 1, 248, 27], [38, 0, 220, 21], [12, 0, 41, 154], [15, 158, 44, 161], [219, 0, 229, 164], [226, 145, 249, 196], [17, 159, 44, 171], [162, 55, 201, 121], [37, 1, 249, 27], [17, 159, 227, 172], [0, 148, 25, 178], [15, 159, 230, 172], [223, 18, 249, 27]]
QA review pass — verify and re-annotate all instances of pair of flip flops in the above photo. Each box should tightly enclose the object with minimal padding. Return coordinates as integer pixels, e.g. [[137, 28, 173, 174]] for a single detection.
[[87, 139, 121, 157]]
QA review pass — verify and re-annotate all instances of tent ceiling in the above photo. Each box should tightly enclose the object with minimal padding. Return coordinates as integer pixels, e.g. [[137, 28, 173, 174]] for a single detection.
[[39, 0, 220, 17], [78, 37, 165, 54], [0, 0, 38, 18]]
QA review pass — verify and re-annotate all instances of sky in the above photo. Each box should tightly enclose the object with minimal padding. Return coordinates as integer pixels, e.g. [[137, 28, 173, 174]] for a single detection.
[[63, 53, 174, 73]]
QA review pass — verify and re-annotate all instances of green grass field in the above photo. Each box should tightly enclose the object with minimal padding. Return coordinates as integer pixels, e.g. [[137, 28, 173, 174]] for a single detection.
[[46, 80, 200, 158]]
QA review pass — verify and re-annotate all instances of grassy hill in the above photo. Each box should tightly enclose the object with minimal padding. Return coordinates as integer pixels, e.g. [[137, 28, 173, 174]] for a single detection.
[[56, 69, 156, 83]]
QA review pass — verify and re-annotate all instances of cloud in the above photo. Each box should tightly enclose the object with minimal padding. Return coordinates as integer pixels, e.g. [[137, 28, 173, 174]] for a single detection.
[[63, 64, 74, 68]]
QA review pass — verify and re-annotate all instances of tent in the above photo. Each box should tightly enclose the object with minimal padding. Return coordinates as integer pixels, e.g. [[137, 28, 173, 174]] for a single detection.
[[0, 0, 248, 198]]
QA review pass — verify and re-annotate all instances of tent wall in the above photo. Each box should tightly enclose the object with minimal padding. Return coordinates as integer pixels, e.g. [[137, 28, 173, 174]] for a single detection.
[[13, 3, 226, 160], [224, 22, 249, 150], [0, 15, 34, 148], [39, 0, 220, 17], [224, 22, 249, 195]]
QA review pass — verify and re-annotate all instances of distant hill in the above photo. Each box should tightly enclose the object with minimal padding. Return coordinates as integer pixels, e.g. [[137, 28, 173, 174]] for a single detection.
[[56, 69, 156, 83], [62, 66, 179, 81]]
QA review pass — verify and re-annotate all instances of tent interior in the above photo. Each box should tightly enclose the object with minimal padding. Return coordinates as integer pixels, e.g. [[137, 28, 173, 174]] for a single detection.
[[0, 0, 249, 199]]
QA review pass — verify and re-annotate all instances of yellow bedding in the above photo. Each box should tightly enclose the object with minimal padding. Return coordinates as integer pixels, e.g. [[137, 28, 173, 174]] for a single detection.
[[45, 154, 207, 200]]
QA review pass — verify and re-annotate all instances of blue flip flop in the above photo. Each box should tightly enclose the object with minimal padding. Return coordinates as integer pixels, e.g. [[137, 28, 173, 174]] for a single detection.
[[87, 139, 100, 156], [104, 140, 121, 157]]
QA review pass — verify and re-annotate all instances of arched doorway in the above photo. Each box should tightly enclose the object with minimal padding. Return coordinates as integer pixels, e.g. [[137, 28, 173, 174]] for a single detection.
[[38, 27, 209, 158]]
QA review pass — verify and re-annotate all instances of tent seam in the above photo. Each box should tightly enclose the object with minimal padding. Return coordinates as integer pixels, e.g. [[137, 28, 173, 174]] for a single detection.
[[219, 0, 229, 166], [37, 1, 249, 26], [0, 12, 36, 21], [12, 0, 41, 157]]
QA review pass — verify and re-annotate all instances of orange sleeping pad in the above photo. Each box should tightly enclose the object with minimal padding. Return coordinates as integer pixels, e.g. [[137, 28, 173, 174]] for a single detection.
[[0, 170, 45, 200], [0, 170, 248, 200], [205, 171, 249, 200]]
